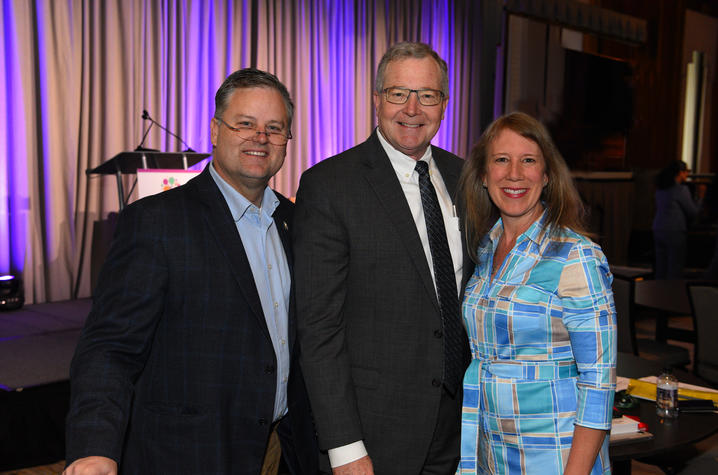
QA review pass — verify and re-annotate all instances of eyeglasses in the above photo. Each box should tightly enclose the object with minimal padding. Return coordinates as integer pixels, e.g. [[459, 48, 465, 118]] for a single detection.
[[214, 116, 292, 146], [382, 87, 445, 106]]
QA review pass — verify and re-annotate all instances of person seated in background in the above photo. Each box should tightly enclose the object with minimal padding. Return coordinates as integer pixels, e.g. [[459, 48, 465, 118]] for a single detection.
[[652, 160, 701, 279], [457, 112, 616, 474]]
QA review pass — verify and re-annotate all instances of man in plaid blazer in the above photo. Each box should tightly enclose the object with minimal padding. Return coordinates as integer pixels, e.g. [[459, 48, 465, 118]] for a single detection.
[[64, 69, 317, 474]]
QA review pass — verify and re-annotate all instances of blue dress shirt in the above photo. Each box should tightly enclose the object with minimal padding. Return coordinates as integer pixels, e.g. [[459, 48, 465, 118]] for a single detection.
[[210, 164, 290, 422]]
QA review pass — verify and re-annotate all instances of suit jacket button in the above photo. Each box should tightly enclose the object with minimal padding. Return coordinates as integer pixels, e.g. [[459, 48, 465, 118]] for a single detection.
[[434, 329, 443, 338], [264, 365, 275, 374], [258, 418, 268, 425], [432, 378, 441, 387]]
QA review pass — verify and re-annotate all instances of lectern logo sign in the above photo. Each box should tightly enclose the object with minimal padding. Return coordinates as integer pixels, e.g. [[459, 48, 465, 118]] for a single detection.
[[161, 177, 183, 191], [137, 169, 201, 199]]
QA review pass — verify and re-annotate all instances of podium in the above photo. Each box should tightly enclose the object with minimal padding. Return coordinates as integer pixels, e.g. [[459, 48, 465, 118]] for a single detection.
[[86, 150, 210, 292], [86, 150, 210, 210]]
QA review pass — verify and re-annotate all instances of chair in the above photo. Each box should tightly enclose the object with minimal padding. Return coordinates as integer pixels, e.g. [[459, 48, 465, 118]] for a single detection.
[[687, 283, 718, 386], [612, 275, 690, 368]]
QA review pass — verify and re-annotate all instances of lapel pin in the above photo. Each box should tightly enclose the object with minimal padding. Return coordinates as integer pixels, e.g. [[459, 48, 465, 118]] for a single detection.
[[283, 221, 288, 231]]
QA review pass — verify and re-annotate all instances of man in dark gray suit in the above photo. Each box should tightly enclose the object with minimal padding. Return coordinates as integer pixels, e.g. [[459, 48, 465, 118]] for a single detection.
[[64, 69, 317, 475], [294, 42, 471, 474]]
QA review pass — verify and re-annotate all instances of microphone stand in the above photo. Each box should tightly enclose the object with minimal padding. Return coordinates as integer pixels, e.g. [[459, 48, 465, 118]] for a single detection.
[[139, 109, 196, 153]]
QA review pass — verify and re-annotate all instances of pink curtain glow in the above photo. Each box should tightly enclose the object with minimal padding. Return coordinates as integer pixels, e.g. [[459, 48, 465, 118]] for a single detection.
[[1, 0, 483, 303]]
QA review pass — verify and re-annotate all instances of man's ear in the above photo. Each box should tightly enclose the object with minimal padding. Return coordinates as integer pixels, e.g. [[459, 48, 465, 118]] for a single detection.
[[210, 117, 219, 148]]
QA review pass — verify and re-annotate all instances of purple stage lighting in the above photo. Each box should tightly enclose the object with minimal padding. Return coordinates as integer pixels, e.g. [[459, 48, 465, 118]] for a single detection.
[[0, 274, 24, 311]]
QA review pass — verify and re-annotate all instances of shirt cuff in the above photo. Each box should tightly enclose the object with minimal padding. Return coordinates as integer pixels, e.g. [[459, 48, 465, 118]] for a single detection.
[[328, 441, 368, 468]]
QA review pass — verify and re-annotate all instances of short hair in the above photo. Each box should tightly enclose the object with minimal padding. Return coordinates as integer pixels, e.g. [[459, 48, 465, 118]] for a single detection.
[[459, 112, 589, 260], [374, 42, 449, 96], [214, 68, 294, 129]]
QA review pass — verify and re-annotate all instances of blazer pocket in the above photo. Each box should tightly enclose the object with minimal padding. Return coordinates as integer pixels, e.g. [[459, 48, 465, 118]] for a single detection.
[[351, 366, 379, 389], [143, 400, 208, 416]]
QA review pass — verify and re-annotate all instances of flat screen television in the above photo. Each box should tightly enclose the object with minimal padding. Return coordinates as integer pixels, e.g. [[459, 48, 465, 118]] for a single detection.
[[550, 49, 634, 170]]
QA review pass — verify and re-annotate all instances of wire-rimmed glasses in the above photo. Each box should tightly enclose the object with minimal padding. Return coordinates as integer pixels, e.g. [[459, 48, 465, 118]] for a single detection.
[[214, 116, 292, 146]]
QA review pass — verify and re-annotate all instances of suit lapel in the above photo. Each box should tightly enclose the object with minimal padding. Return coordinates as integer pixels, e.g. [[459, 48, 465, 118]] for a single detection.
[[272, 198, 298, 351], [273, 200, 293, 273], [190, 167, 271, 340], [433, 148, 460, 199], [361, 132, 440, 312]]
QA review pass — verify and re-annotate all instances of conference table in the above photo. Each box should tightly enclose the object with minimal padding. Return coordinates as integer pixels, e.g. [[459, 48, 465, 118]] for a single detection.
[[611, 352, 718, 474]]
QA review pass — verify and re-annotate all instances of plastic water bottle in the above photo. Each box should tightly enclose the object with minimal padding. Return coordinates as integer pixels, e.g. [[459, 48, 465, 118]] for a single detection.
[[656, 368, 679, 418]]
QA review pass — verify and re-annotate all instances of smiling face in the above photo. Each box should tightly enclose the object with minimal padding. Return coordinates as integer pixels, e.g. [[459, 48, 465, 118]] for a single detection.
[[485, 128, 548, 232], [210, 86, 288, 203], [373, 57, 448, 160]]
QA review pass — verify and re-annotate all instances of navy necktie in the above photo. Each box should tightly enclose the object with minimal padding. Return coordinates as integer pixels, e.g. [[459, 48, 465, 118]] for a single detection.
[[415, 160, 463, 395]]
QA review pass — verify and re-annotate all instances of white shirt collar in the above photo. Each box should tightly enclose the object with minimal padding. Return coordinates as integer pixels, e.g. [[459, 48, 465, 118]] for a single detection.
[[376, 127, 433, 177]]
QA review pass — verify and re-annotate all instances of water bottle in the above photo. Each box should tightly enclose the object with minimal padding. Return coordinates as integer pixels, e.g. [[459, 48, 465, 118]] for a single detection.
[[656, 368, 679, 418]]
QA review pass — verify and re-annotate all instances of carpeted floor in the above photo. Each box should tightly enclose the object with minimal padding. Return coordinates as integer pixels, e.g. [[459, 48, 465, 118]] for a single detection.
[[0, 299, 91, 391]]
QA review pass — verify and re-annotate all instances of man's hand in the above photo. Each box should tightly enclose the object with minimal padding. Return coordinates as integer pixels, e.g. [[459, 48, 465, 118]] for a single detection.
[[63, 456, 117, 475], [333, 455, 374, 475]]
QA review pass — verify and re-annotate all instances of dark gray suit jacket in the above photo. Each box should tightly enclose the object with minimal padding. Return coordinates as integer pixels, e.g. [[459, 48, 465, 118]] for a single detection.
[[293, 131, 471, 473], [66, 166, 318, 474]]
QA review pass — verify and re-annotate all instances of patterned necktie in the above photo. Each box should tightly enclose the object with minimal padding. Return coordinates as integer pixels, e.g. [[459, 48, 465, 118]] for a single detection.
[[415, 160, 463, 395]]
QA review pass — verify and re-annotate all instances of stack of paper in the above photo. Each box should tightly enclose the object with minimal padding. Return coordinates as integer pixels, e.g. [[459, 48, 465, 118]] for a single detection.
[[623, 377, 718, 406], [611, 415, 644, 435]]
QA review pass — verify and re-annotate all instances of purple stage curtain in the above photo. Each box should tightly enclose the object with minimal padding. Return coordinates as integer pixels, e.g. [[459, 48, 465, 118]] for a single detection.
[[1, 0, 483, 303]]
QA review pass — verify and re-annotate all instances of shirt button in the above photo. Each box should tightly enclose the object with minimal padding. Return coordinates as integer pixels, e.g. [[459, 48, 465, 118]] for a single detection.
[[281, 338, 286, 346], [282, 376, 288, 383], [268, 264, 273, 270], [273, 301, 278, 308], [432, 378, 441, 387], [434, 329, 443, 338]]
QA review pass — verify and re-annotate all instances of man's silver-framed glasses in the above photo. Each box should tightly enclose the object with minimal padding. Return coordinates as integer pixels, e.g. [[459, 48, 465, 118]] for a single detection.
[[382, 87, 445, 106], [214, 116, 292, 146]]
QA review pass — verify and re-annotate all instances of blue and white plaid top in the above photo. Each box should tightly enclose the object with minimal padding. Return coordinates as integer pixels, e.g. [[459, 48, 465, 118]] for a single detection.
[[459, 211, 616, 474]]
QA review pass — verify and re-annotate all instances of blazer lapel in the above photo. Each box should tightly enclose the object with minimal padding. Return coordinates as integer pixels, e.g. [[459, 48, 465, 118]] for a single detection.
[[433, 148, 460, 199], [273, 200, 293, 273], [272, 197, 298, 351], [190, 167, 271, 340], [361, 132, 440, 312]]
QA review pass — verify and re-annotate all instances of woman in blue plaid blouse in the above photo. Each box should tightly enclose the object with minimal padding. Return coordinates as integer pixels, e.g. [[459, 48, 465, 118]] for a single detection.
[[457, 112, 616, 474]]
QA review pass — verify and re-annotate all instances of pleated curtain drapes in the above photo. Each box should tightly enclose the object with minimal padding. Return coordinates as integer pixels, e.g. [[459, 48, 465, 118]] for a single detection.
[[0, 0, 484, 304]]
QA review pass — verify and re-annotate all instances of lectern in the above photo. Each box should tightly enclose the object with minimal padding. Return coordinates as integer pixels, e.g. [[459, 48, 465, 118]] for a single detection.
[[86, 150, 210, 210], [86, 150, 210, 292]]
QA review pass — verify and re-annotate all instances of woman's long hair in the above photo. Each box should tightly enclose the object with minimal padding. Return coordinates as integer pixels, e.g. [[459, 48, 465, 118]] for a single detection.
[[459, 112, 589, 261]]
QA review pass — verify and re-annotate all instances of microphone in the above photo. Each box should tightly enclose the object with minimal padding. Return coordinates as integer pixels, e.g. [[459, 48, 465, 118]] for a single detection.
[[138, 110, 196, 153], [135, 111, 156, 151]]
